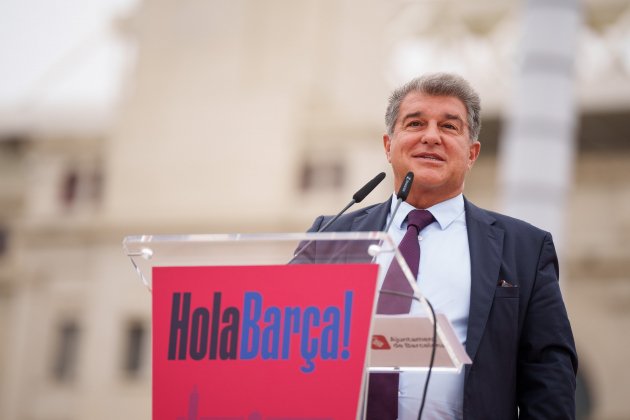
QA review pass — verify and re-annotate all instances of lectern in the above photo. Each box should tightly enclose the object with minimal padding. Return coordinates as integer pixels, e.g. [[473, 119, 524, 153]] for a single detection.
[[123, 232, 470, 420]]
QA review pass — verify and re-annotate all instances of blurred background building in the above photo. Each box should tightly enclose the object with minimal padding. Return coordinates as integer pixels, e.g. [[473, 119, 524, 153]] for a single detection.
[[1, 0, 629, 418]]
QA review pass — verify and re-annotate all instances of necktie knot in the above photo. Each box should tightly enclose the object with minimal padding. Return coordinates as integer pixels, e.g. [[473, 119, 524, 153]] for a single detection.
[[406, 209, 434, 234]]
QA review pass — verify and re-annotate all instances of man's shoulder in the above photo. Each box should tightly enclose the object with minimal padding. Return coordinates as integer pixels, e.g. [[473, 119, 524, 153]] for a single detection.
[[311, 200, 390, 232], [464, 199, 551, 239], [340, 201, 388, 220]]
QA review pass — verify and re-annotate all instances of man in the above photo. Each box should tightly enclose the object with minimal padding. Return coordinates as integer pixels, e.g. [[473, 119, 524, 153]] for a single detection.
[[305, 73, 578, 419]]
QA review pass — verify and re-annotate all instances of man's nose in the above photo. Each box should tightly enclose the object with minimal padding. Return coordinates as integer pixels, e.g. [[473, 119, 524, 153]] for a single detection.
[[421, 122, 441, 144]]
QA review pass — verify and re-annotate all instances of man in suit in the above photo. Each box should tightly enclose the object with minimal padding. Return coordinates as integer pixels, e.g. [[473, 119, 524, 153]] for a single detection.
[[305, 73, 578, 419]]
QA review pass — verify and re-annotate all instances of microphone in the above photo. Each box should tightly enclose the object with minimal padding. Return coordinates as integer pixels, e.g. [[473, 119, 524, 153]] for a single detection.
[[397, 171, 414, 201], [291, 172, 386, 263], [352, 171, 387, 204], [383, 171, 414, 233], [316, 172, 386, 232]]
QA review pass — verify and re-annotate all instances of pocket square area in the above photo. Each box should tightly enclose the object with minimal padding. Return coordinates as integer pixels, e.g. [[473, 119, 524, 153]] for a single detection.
[[498, 279, 517, 287]]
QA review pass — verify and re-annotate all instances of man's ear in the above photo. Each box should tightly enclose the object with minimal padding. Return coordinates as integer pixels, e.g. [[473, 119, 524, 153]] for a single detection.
[[468, 140, 481, 169], [383, 134, 392, 163]]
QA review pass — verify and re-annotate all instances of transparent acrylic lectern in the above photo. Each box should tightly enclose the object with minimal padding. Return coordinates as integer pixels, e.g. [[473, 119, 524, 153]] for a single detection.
[[123, 232, 471, 419]]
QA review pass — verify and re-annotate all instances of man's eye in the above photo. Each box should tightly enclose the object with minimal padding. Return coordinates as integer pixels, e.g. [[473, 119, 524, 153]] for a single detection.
[[408, 121, 421, 127], [443, 123, 458, 130]]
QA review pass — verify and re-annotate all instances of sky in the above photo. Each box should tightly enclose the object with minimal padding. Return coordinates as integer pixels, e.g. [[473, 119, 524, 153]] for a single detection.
[[0, 0, 139, 133]]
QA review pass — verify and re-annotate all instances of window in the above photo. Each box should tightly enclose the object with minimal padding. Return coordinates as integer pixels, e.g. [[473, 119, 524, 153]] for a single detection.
[[60, 169, 79, 208], [122, 321, 147, 378], [0, 226, 8, 257], [52, 321, 80, 383], [299, 156, 345, 193], [58, 161, 104, 212], [576, 370, 593, 420]]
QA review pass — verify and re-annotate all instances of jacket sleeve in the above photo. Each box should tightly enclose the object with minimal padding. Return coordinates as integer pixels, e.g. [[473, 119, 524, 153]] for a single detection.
[[517, 233, 578, 419]]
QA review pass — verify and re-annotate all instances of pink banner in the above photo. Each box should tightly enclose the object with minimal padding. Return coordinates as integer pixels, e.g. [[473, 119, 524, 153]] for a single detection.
[[152, 264, 378, 420]]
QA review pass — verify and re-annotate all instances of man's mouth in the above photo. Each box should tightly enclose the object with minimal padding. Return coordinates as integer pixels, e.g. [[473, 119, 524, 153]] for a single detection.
[[414, 153, 445, 162]]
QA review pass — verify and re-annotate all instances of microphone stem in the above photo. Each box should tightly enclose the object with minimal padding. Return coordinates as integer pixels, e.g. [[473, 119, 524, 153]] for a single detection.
[[290, 199, 356, 263], [383, 197, 403, 233], [318, 199, 355, 233], [370, 197, 403, 264]]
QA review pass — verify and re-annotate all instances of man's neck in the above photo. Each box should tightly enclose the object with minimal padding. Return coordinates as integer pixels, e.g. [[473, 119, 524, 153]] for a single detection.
[[405, 189, 463, 209]]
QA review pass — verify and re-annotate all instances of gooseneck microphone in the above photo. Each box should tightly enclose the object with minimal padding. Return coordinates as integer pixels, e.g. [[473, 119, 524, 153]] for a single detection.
[[383, 171, 414, 233], [316, 171, 386, 233], [291, 172, 386, 262], [352, 172, 387, 203]]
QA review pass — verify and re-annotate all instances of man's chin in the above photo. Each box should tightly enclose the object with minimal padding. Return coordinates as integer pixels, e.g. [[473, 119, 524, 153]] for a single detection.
[[408, 170, 444, 186], [395, 168, 446, 190]]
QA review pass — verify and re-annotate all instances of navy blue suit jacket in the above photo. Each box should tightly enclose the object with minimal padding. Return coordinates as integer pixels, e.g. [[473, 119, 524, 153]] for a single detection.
[[306, 197, 578, 419]]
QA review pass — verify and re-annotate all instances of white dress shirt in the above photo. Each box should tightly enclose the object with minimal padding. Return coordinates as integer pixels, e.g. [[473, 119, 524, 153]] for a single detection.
[[380, 193, 471, 420]]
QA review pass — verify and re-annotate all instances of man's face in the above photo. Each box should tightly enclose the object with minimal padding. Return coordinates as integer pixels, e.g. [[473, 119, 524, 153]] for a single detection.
[[383, 91, 481, 208]]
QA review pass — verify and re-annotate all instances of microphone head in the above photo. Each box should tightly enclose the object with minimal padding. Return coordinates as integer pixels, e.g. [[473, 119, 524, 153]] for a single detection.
[[352, 172, 386, 203], [397, 171, 414, 201]]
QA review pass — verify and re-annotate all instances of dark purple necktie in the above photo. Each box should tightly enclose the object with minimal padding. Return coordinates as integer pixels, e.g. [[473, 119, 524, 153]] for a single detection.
[[367, 209, 435, 420]]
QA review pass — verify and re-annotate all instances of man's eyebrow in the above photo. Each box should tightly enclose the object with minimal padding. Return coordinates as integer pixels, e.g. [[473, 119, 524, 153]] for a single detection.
[[400, 111, 466, 126], [444, 113, 465, 124], [400, 112, 422, 125]]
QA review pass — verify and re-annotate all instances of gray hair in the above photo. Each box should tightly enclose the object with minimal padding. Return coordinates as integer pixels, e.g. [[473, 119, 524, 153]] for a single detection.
[[385, 73, 481, 141]]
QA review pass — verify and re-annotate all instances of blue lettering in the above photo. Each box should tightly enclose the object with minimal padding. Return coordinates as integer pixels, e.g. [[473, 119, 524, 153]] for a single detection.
[[240, 292, 262, 359], [282, 307, 301, 359], [221, 291, 355, 371], [300, 307, 320, 373], [341, 291, 353, 359], [261, 307, 281, 359], [320, 307, 340, 360]]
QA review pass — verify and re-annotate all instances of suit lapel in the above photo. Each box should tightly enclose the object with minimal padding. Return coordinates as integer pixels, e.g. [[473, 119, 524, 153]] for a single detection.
[[464, 199, 504, 366]]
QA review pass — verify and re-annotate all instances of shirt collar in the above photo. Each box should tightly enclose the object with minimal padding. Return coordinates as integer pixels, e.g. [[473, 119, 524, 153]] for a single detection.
[[388, 193, 465, 231]]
